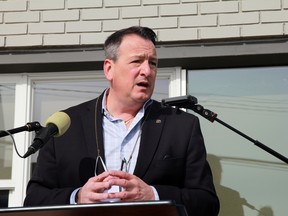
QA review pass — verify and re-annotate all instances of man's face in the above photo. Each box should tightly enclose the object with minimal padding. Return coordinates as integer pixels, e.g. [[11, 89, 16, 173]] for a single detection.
[[104, 34, 158, 105]]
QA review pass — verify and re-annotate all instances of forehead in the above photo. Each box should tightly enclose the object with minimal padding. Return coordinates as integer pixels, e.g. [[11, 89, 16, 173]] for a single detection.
[[119, 34, 157, 56]]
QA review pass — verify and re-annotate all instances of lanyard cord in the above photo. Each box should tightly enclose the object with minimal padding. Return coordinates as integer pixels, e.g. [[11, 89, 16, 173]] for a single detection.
[[120, 129, 142, 172], [95, 97, 101, 158], [94, 96, 153, 172]]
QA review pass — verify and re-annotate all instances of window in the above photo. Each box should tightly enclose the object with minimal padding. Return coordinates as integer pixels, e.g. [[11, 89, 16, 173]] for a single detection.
[[0, 83, 15, 208], [0, 83, 15, 180], [187, 66, 288, 216], [0, 75, 34, 207]]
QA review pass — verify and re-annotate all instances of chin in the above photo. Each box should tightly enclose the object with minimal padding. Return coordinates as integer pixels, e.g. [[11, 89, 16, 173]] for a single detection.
[[131, 90, 152, 102], [134, 94, 151, 103]]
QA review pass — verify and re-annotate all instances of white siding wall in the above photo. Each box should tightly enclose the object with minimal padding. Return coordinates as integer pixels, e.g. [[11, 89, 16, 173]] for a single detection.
[[0, 0, 287, 47]]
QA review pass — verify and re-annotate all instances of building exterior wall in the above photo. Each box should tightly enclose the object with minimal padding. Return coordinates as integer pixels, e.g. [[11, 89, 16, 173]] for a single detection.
[[0, 0, 288, 48]]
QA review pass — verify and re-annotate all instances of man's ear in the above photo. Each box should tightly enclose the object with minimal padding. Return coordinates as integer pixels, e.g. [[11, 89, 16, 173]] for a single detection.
[[103, 59, 113, 81]]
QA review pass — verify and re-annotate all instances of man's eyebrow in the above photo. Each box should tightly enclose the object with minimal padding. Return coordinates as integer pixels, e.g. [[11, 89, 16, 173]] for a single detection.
[[130, 53, 157, 59]]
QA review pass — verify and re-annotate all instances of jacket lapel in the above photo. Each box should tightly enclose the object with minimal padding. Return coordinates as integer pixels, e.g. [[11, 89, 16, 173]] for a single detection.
[[133, 101, 166, 178]]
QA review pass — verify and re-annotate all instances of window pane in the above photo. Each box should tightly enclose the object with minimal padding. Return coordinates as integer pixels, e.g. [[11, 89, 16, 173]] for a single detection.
[[0, 84, 15, 180], [33, 80, 109, 122], [188, 66, 288, 216]]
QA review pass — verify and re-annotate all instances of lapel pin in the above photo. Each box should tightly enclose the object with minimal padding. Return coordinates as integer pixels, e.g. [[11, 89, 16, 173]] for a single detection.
[[156, 119, 161, 124]]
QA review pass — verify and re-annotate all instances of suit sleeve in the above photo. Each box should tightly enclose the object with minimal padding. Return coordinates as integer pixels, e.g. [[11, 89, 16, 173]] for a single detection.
[[23, 137, 76, 206]]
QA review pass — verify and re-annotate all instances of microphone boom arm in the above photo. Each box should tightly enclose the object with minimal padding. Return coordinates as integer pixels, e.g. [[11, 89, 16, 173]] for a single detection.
[[162, 95, 288, 164]]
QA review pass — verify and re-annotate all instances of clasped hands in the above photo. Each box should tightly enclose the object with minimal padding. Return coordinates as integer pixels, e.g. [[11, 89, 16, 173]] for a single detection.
[[77, 170, 155, 203]]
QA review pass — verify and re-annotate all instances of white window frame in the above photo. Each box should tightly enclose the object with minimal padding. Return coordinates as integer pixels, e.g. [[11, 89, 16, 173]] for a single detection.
[[0, 75, 32, 206]]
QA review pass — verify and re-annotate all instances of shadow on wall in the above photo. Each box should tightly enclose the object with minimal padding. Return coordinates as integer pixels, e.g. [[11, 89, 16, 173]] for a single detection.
[[207, 154, 274, 216]]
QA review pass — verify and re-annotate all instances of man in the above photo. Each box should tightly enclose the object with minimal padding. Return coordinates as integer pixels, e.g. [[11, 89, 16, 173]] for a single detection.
[[24, 26, 220, 216]]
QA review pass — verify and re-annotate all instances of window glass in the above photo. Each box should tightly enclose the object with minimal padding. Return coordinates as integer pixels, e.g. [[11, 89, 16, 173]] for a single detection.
[[188, 66, 288, 216], [0, 84, 15, 180]]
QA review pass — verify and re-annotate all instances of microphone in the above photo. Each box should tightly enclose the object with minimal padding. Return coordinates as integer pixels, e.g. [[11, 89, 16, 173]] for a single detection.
[[23, 112, 71, 158], [161, 95, 198, 109], [0, 121, 42, 138], [162, 95, 218, 122]]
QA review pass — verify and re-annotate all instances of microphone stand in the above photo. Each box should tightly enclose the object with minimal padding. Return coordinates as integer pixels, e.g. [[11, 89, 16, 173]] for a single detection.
[[0, 122, 42, 138], [186, 102, 288, 164], [162, 95, 288, 164]]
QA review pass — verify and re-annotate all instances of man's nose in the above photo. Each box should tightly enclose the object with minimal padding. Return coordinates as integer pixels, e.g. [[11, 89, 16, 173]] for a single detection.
[[140, 61, 152, 76]]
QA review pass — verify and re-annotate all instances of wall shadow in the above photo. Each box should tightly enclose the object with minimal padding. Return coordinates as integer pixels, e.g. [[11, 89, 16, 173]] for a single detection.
[[208, 154, 244, 216], [207, 154, 276, 216], [257, 207, 274, 216]]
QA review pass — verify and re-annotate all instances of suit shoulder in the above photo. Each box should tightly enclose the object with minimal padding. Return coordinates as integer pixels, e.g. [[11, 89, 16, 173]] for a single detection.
[[62, 98, 97, 116]]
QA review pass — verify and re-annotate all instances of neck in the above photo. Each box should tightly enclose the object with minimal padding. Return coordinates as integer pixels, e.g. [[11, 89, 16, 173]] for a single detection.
[[105, 91, 143, 120]]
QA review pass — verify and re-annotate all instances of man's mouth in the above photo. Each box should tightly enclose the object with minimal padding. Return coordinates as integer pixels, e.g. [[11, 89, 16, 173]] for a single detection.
[[136, 81, 149, 88]]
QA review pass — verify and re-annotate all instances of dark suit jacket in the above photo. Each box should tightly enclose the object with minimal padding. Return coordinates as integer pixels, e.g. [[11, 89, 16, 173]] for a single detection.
[[24, 93, 219, 216]]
